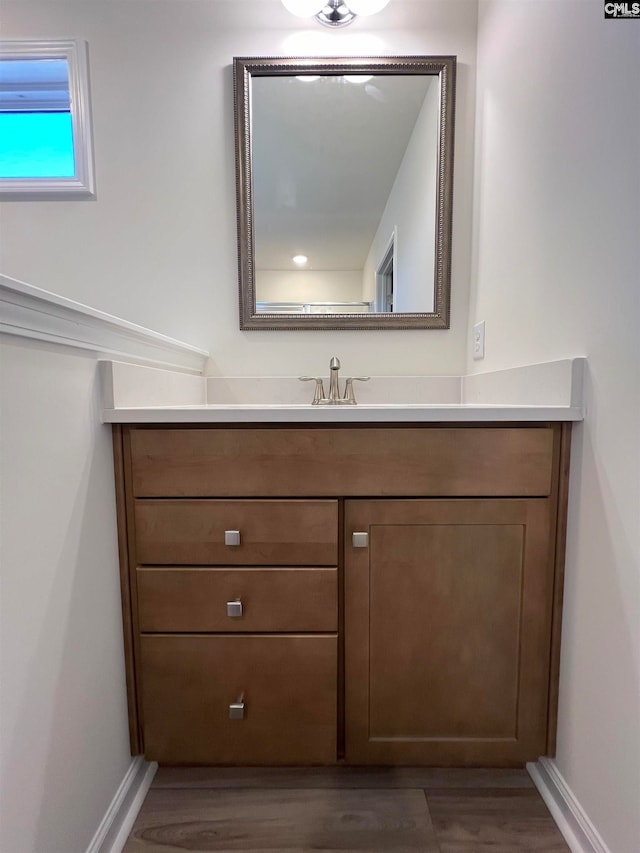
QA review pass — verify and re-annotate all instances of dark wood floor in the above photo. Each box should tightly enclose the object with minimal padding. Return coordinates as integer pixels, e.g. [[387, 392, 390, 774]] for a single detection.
[[124, 767, 570, 852]]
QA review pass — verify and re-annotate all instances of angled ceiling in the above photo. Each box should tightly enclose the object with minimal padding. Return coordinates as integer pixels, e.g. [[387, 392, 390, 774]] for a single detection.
[[252, 73, 433, 271]]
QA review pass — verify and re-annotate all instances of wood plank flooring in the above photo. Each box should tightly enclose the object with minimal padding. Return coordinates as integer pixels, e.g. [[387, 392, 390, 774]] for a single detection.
[[124, 768, 569, 852]]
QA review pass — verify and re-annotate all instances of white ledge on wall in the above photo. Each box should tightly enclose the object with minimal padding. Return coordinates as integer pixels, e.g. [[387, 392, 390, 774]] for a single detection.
[[0, 274, 209, 373]]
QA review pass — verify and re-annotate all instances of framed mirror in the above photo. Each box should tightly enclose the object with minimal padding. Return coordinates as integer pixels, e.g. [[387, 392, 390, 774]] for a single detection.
[[233, 56, 455, 330]]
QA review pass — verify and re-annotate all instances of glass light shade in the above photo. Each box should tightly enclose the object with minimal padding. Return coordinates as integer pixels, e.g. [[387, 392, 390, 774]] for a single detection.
[[281, 0, 326, 17], [346, 0, 392, 15]]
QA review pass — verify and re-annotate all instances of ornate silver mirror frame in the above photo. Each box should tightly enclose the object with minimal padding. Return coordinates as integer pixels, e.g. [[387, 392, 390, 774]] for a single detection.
[[233, 56, 456, 330]]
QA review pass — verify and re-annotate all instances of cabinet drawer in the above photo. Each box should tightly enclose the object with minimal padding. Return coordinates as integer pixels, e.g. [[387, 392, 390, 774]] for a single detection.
[[134, 499, 338, 565], [129, 426, 556, 497], [137, 566, 337, 632], [140, 634, 337, 764]]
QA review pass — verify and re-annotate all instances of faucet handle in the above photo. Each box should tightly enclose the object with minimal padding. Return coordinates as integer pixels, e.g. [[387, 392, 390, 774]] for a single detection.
[[343, 376, 370, 404], [299, 376, 326, 405]]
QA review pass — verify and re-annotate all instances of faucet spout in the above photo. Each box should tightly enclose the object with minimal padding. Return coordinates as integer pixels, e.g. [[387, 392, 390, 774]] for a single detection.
[[328, 356, 341, 401]]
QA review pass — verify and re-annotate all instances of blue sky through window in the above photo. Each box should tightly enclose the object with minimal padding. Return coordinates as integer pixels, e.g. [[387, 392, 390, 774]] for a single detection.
[[0, 112, 75, 178]]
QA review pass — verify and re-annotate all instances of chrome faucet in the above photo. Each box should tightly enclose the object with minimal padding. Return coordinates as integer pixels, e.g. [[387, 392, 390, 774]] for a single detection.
[[300, 357, 370, 405]]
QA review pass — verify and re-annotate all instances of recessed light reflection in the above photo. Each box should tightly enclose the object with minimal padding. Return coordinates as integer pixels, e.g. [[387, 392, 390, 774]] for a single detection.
[[292, 255, 309, 265], [296, 75, 321, 82]]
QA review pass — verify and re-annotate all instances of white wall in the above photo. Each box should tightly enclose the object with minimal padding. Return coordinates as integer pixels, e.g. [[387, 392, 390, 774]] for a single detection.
[[470, 2, 640, 851], [0, 339, 132, 852], [0, 0, 477, 377], [363, 78, 439, 312], [256, 270, 366, 305]]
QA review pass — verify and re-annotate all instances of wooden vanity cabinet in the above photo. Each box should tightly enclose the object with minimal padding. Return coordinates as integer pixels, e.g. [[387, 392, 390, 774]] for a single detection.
[[113, 423, 571, 767]]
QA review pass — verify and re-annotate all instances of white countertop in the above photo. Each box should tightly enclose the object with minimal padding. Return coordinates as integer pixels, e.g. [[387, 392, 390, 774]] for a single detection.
[[100, 358, 586, 424], [102, 402, 583, 424]]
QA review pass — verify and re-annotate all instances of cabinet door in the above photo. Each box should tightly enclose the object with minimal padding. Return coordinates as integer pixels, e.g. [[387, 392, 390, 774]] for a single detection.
[[345, 499, 554, 766]]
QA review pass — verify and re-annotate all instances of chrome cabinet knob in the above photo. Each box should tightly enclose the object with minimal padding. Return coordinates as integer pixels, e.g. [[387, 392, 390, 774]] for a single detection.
[[224, 530, 241, 546], [352, 531, 369, 548], [229, 693, 245, 720], [226, 599, 243, 618]]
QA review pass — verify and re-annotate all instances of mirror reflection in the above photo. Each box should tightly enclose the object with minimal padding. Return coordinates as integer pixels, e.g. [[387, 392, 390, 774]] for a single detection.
[[234, 57, 455, 329]]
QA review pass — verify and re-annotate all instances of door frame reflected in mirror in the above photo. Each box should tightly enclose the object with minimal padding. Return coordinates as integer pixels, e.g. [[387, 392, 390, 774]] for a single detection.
[[233, 55, 456, 330]]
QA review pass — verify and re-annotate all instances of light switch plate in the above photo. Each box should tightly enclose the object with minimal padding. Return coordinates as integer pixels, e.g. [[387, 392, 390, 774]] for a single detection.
[[473, 321, 485, 360]]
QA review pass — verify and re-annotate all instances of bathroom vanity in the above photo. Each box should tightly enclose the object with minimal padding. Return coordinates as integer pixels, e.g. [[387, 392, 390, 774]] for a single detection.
[[111, 413, 574, 768]]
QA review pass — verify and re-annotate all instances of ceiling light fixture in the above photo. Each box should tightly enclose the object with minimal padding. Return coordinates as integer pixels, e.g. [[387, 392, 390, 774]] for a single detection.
[[292, 254, 309, 265], [281, 0, 391, 28]]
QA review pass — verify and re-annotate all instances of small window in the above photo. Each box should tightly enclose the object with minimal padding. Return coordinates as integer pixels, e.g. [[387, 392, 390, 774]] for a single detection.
[[0, 40, 95, 198]]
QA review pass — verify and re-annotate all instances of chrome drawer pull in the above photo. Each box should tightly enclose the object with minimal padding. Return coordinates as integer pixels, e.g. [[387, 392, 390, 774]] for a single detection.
[[226, 598, 243, 618], [352, 531, 369, 548], [224, 530, 241, 546], [229, 693, 245, 720]]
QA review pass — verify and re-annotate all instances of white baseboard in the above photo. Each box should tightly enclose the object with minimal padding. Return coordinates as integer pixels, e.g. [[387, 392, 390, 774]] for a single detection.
[[88, 756, 610, 853], [86, 757, 158, 853], [527, 757, 611, 853]]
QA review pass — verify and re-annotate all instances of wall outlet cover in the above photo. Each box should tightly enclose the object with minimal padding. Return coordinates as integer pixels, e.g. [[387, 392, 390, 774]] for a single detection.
[[473, 321, 485, 360]]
